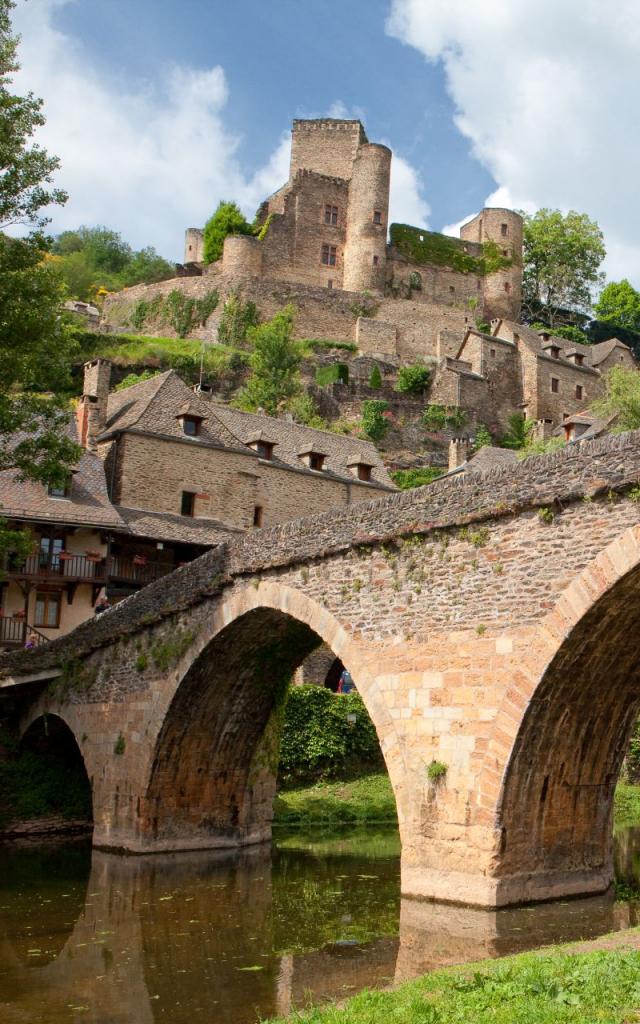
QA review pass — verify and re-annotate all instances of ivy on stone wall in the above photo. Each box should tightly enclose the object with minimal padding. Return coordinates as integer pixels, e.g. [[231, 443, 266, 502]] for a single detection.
[[127, 289, 219, 338], [361, 399, 390, 443], [389, 224, 512, 276]]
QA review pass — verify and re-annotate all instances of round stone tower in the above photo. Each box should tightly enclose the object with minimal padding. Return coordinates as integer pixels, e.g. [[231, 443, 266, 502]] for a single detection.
[[222, 234, 263, 279], [342, 143, 391, 295], [460, 208, 523, 321]]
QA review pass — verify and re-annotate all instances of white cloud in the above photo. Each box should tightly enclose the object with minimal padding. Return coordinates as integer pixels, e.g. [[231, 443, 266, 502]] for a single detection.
[[388, 152, 431, 229], [11, 0, 287, 259], [387, 0, 640, 284]]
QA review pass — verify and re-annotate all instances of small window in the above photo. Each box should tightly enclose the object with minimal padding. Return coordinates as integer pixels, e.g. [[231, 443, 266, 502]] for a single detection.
[[477, 279, 482, 289], [575, 384, 583, 400], [309, 452, 325, 472], [48, 478, 71, 499], [356, 464, 372, 482], [253, 505, 263, 528], [182, 416, 200, 437], [574, 353, 584, 366], [551, 377, 559, 394], [490, 348, 496, 357], [373, 210, 382, 225], [449, 285, 455, 294], [501, 223, 508, 237], [372, 255, 379, 266], [34, 591, 61, 629], [181, 491, 196, 517], [321, 244, 337, 267], [504, 282, 511, 293], [502, 249, 508, 256], [327, 279, 333, 290], [256, 441, 274, 461], [324, 204, 338, 226]]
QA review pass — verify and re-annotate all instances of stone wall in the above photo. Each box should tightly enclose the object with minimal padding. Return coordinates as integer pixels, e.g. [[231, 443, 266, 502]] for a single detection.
[[289, 118, 365, 181], [355, 317, 398, 357]]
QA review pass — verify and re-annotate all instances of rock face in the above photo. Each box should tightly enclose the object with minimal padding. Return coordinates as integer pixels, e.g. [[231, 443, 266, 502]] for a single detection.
[[4, 430, 640, 907]]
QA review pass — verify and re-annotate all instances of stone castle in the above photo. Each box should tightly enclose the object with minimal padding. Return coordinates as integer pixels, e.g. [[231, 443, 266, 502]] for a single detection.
[[103, 117, 636, 444]]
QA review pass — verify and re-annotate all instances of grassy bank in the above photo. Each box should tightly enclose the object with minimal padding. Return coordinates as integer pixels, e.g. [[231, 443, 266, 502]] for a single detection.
[[273, 772, 396, 827], [266, 941, 640, 1024], [614, 783, 640, 825]]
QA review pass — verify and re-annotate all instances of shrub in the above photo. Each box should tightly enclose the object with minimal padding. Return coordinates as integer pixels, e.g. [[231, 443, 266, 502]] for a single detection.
[[422, 404, 447, 431], [426, 760, 447, 781], [217, 291, 259, 345], [395, 364, 431, 394], [473, 423, 493, 450], [278, 685, 383, 784], [202, 201, 253, 264], [315, 363, 349, 387], [368, 363, 383, 389], [391, 466, 442, 489], [115, 369, 159, 391], [361, 399, 390, 443]]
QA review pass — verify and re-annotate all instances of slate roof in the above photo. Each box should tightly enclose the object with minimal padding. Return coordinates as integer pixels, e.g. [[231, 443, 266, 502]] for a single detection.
[[0, 449, 125, 530], [101, 369, 395, 490], [115, 506, 241, 546], [466, 446, 519, 472], [589, 338, 632, 366], [492, 320, 634, 372]]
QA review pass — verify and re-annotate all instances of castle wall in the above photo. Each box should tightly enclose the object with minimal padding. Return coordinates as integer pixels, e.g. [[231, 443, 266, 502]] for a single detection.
[[460, 209, 523, 321], [387, 252, 484, 310], [342, 143, 391, 293], [184, 229, 204, 264], [457, 333, 523, 434], [355, 317, 398, 358]]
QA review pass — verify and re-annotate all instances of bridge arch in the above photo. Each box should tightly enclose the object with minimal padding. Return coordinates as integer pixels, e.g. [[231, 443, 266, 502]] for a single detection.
[[18, 712, 93, 830], [489, 524, 640, 904], [136, 581, 407, 852]]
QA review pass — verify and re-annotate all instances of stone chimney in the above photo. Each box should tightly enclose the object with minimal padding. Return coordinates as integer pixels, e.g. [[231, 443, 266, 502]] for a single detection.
[[78, 359, 111, 452], [448, 437, 470, 472], [532, 418, 553, 442]]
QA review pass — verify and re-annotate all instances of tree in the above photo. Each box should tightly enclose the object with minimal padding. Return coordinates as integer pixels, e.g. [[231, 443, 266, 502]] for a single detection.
[[52, 226, 174, 300], [202, 200, 253, 264], [594, 279, 640, 334], [0, 1, 80, 509], [236, 306, 302, 415], [594, 366, 640, 432], [500, 413, 533, 450], [521, 209, 606, 326]]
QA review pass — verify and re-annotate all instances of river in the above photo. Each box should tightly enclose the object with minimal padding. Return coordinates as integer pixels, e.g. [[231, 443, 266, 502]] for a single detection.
[[0, 826, 638, 1024]]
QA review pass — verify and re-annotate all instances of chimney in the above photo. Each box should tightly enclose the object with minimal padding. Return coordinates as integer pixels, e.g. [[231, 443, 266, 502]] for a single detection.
[[533, 418, 553, 442], [448, 437, 470, 472], [78, 359, 111, 451]]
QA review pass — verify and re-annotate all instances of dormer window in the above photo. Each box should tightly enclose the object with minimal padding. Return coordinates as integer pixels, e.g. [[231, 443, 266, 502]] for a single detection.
[[48, 477, 71, 499], [298, 446, 326, 472], [182, 416, 200, 437], [176, 402, 207, 437], [347, 457, 374, 482], [257, 441, 274, 461]]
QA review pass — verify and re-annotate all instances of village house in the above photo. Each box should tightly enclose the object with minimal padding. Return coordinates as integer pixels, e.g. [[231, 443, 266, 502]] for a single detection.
[[0, 359, 394, 647]]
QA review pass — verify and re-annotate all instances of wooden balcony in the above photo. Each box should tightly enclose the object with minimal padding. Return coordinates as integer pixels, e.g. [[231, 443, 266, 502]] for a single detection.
[[0, 618, 49, 648], [106, 556, 175, 587], [6, 553, 107, 583]]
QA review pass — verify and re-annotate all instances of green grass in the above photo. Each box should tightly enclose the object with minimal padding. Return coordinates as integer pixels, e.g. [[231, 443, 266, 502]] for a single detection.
[[273, 771, 397, 827], [265, 943, 640, 1023], [614, 783, 640, 825]]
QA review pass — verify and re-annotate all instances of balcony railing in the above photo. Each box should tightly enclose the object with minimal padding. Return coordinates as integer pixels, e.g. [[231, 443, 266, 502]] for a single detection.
[[0, 618, 49, 648], [7, 553, 107, 582], [107, 556, 174, 587]]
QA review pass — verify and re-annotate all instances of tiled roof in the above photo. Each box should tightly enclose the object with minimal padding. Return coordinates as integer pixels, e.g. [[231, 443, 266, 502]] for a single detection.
[[466, 446, 519, 472], [102, 369, 395, 490], [590, 338, 631, 366], [115, 506, 241, 546], [0, 450, 125, 530]]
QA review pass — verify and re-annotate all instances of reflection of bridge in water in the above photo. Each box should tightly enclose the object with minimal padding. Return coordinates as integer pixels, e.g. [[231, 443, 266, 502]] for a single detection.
[[1, 842, 639, 1024]]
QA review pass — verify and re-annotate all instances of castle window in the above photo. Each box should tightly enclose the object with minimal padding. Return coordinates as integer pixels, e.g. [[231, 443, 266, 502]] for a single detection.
[[324, 204, 338, 226], [181, 491, 196, 517], [321, 244, 337, 267], [551, 377, 559, 394], [34, 590, 61, 629], [501, 223, 508, 237], [253, 505, 263, 528], [575, 384, 583, 401], [372, 255, 379, 266], [373, 210, 382, 225]]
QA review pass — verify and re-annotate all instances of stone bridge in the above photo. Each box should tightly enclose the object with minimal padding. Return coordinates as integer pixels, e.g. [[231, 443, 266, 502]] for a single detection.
[[4, 432, 640, 908]]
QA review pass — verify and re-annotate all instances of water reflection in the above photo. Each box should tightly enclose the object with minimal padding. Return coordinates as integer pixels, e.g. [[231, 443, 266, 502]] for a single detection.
[[0, 827, 638, 1024]]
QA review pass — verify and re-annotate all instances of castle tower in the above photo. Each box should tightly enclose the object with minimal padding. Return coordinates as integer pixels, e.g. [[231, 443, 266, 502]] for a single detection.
[[342, 143, 392, 294], [460, 208, 523, 321], [289, 119, 367, 182], [184, 228, 204, 264]]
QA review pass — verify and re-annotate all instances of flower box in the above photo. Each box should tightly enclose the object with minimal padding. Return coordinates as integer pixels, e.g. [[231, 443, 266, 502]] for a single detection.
[[132, 555, 147, 566], [58, 552, 74, 561]]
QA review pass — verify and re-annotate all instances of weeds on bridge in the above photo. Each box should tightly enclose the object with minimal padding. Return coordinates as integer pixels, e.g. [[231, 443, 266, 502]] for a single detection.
[[48, 659, 98, 700]]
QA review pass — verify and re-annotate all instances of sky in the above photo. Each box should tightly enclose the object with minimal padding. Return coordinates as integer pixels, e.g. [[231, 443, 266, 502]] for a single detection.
[[11, 0, 640, 284]]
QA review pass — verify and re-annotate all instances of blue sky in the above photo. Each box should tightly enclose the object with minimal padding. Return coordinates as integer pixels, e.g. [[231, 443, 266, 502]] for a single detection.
[[13, 1, 640, 282]]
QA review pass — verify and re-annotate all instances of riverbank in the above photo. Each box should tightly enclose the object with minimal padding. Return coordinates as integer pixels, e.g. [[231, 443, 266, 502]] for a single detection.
[[273, 771, 397, 826], [266, 928, 640, 1024]]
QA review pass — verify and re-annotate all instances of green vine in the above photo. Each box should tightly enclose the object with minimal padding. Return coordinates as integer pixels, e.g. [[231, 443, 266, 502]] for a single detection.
[[389, 224, 513, 276]]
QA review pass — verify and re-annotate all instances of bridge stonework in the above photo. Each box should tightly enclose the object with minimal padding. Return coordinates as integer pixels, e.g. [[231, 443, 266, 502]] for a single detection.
[[6, 432, 640, 908]]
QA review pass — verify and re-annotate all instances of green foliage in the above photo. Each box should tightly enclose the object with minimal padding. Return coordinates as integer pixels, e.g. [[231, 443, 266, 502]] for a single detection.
[[0, 728, 91, 826], [501, 413, 533, 450], [594, 365, 640, 431], [518, 436, 565, 459], [278, 685, 384, 785], [52, 226, 174, 300], [368, 363, 383, 389], [304, 339, 358, 353], [113, 733, 125, 756], [538, 506, 555, 524], [273, 771, 396, 826], [349, 293, 380, 319], [614, 782, 640, 822], [256, 212, 273, 241], [235, 306, 302, 415], [474, 424, 493, 450], [0, 3, 82, 569], [522, 208, 606, 324], [395, 364, 431, 394], [217, 290, 259, 345], [389, 224, 512, 275], [285, 393, 328, 430], [426, 760, 447, 781], [150, 628, 194, 671], [115, 369, 159, 392], [361, 399, 390, 443], [621, 723, 640, 785], [127, 288, 218, 338], [202, 200, 253, 264], [595, 279, 640, 333], [391, 466, 442, 490], [135, 652, 148, 672], [315, 363, 349, 387], [549, 324, 590, 345], [422, 404, 467, 432]]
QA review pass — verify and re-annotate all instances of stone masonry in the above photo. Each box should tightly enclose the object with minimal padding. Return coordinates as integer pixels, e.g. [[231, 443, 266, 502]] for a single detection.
[[4, 431, 640, 908]]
